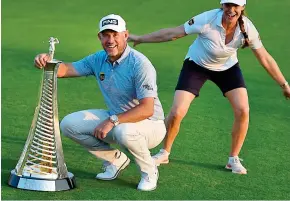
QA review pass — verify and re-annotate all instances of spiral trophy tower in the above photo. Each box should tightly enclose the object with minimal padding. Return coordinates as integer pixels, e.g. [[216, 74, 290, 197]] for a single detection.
[[8, 37, 76, 191]]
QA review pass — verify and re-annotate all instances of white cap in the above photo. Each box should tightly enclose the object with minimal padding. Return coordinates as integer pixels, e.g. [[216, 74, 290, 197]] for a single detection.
[[220, 0, 246, 6], [99, 14, 126, 33]]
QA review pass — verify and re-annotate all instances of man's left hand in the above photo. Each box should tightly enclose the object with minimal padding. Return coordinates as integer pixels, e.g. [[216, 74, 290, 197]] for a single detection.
[[94, 119, 114, 139]]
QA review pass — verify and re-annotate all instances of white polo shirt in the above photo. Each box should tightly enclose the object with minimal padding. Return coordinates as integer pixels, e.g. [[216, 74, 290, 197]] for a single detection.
[[184, 9, 263, 71]]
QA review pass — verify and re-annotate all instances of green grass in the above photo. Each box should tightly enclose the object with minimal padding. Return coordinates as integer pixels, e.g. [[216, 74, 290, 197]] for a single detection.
[[2, 0, 290, 200]]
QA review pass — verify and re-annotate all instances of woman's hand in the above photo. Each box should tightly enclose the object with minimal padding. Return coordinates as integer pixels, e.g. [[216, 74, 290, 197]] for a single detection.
[[282, 85, 290, 100], [128, 34, 141, 47]]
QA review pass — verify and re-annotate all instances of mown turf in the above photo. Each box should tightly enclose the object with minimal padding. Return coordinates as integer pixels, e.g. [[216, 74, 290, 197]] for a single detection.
[[2, 0, 290, 199]]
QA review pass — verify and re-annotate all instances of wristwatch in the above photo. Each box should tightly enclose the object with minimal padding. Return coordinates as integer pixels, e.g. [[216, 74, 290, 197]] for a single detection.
[[281, 81, 289, 89], [109, 115, 119, 126]]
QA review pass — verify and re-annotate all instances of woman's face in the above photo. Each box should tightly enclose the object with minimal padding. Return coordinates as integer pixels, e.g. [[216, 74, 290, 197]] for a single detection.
[[222, 3, 245, 23]]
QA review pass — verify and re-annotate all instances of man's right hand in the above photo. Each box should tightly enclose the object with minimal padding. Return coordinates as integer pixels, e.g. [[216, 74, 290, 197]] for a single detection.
[[34, 53, 51, 69]]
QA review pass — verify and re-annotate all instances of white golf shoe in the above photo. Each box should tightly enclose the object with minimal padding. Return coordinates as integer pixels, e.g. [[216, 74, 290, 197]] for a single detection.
[[96, 151, 130, 180], [225, 156, 247, 174], [137, 168, 159, 191], [152, 149, 170, 166]]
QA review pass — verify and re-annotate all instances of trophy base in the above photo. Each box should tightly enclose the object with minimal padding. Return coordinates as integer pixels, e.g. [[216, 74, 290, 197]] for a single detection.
[[8, 169, 76, 191]]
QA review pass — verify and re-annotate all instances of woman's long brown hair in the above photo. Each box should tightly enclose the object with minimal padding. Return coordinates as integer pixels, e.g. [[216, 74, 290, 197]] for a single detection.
[[238, 10, 250, 48]]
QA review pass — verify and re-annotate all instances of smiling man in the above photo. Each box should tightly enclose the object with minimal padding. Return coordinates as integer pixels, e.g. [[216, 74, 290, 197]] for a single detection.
[[34, 14, 166, 191]]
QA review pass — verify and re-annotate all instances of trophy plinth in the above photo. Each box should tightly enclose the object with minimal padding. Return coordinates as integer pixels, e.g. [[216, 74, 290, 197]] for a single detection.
[[8, 170, 75, 191]]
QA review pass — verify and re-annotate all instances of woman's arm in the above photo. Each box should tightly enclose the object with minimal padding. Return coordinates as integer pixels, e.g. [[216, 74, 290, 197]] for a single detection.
[[129, 25, 187, 46], [252, 47, 290, 98], [252, 47, 287, 86]]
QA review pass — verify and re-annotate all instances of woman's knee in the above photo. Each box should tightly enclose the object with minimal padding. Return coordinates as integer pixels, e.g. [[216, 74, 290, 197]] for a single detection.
[[234, 106, 250, 121], [168, 106, 188, 123], [169, 90, 194, 122]]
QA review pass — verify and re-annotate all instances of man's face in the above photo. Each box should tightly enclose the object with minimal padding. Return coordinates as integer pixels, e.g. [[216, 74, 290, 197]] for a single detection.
[[98, 29, 129, 62], [222, 3, 245, 23]]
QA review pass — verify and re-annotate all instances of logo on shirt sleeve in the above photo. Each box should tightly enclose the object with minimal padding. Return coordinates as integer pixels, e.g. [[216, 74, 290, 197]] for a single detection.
[[142, 84, 153, 91], [188, 17, 194, 26], [99, 72, 105, 81]]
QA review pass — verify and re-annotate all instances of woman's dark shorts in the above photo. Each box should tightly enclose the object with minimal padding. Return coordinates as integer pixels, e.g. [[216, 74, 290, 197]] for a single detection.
[[175, 59, 246, 97]]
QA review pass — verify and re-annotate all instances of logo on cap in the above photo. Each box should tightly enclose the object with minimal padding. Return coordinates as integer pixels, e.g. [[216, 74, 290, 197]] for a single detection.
[[102, 19, 118, 27]]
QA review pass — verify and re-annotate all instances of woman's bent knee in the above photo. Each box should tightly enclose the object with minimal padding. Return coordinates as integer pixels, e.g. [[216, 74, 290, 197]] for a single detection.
[[168, 108, 187, 124], [234, 107, 250, 121]]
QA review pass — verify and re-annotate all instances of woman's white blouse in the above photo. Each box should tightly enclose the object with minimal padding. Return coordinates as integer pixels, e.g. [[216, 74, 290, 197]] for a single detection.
[[184, 9, 263, 71]]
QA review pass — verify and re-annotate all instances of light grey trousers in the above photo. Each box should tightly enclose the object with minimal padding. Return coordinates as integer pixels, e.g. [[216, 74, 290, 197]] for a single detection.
[[60, 109, 166, 176]]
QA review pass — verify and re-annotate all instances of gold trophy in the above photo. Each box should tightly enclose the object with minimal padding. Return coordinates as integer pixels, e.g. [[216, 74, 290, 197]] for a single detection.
[[8, 37, 76, 191]]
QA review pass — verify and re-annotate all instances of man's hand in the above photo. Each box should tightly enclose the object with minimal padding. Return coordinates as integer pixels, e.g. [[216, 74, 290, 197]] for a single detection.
[[34, 53, 50, 69], [282, 85, 290, 100], [94, 119, 115, 140]]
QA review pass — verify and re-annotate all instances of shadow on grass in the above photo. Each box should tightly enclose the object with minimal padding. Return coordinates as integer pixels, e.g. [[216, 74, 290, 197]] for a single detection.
[[1, 158, 136, 190], [1, 158, 18, 188], [90, 177, 137, 189], [66, 167, 137, 189], [170, 158, 228, 172], [2, 158, 18, 172]]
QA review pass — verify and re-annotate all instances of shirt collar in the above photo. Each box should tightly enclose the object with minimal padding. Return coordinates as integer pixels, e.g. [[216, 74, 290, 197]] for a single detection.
[[216, 10, 241, 34], [105, 44, 131, 65], [216, 10, 224, 28]]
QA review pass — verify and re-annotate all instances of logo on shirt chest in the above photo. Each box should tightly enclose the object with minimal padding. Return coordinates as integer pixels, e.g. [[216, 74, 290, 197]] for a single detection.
[[99, 72, 105, 81]]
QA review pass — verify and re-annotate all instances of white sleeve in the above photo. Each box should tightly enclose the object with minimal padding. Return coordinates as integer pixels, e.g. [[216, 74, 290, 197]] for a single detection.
[[246, 20, 263, 49], [184, 9, 220, 35]]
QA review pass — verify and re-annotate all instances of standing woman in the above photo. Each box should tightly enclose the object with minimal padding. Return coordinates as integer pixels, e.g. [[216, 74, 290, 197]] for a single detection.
[[129, 0, 290, 174]]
